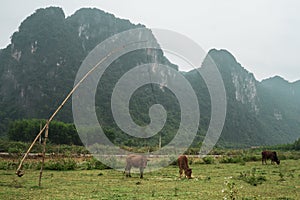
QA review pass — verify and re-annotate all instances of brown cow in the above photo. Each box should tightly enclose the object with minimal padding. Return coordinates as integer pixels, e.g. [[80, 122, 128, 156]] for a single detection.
[[178, 155, 192, 179], [262, 151, 280, 165], [125, 154, 148, 179]]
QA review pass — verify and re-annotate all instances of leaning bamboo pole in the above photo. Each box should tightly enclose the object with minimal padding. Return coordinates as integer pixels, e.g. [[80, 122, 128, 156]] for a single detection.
[[16, 41, 146, 177]]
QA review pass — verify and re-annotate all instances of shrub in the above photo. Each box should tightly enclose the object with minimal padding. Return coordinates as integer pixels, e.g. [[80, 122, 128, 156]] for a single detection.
[[43, 158, 77, 170], [192, 158, 205, 165], [82, 157, 112, 170], [0, 160, 18, 170], [242, 155, 260, 162], [238, 168, 267, 186], [202, 156, 214, 164], [219, 156, 243, 164], [169, 156, 178, 166], [222, 177, 239, 200]]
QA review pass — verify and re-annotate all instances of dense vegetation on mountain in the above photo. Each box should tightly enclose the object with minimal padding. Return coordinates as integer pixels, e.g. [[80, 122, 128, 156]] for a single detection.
[[0, 7, 299, 148]]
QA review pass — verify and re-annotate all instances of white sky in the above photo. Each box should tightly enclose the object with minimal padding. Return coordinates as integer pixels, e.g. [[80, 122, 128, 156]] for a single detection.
[[1, 0, 299, 82]]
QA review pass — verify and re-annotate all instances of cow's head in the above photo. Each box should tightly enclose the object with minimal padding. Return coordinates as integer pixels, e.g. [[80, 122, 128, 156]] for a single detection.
[[272, 152, 280, 165], [185, 168, 192, 179], [142, 158, 149, 168]]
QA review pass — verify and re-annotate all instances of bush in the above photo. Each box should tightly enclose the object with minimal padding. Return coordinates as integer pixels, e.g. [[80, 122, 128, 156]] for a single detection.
[[192, 158, 205, 165], [78, 158, 112, 170], [242, 155, 260, 162], [169, 155, 178, 166], [0, 160, 18, 170], [43, 158, 77, 170], [0, 156, 114, 171], [202, 156, 214, 164], [238, 168, 267, 186], [219, 156, 243, 164]]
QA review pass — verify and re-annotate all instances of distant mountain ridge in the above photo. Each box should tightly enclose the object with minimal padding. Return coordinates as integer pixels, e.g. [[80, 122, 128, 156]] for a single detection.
[[0, 7, 299, 147], [207, 49, 300, 146]]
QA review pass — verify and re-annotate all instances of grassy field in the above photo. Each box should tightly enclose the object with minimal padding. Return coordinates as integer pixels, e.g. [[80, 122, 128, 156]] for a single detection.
[[0, 159, 299, 199]]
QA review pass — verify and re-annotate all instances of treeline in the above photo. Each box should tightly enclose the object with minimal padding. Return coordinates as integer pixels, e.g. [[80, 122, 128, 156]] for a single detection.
[[269, 137, 300, 151], [7, 118, 300, 152], [6, 118, 180, 148], [8, 119, 82, 145], [293, 138, 300, 150]]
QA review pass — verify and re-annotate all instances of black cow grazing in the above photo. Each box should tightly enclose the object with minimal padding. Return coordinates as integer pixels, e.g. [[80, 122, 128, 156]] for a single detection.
[[262, 151, 280, 165], [178, 155, 192, 179], [124, 154, 148, 179]]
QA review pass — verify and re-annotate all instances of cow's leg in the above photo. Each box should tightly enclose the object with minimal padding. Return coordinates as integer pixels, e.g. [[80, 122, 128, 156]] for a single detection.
[[179, 168, 183, 178], [125, 165, 131, 177], [184, 169, 188, 178], [139, 167, 144, 179], [128, 167, 131, 177]]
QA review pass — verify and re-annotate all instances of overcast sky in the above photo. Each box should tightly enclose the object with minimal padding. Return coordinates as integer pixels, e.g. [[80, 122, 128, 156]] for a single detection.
[[1, 0, 299, 82]]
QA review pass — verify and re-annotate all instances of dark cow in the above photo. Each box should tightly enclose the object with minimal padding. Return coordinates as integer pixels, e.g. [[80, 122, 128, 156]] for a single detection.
[[262, 151, 280, 165], [125, 154, 148, 179], [178, 155, 192, 179]]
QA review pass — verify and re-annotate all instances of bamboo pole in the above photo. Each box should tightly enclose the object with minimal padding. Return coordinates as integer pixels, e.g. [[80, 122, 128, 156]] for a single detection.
[[39, 122, 42, 144], [38, 121, 49, 187], [15, 41, 146, 177]]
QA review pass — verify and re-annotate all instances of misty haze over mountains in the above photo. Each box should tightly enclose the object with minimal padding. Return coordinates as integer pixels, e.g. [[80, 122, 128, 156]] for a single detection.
[[0, 7, 299, 147]]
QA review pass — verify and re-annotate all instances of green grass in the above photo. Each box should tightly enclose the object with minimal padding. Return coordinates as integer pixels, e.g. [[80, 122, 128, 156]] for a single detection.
[[0, 159, 299, 199]]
